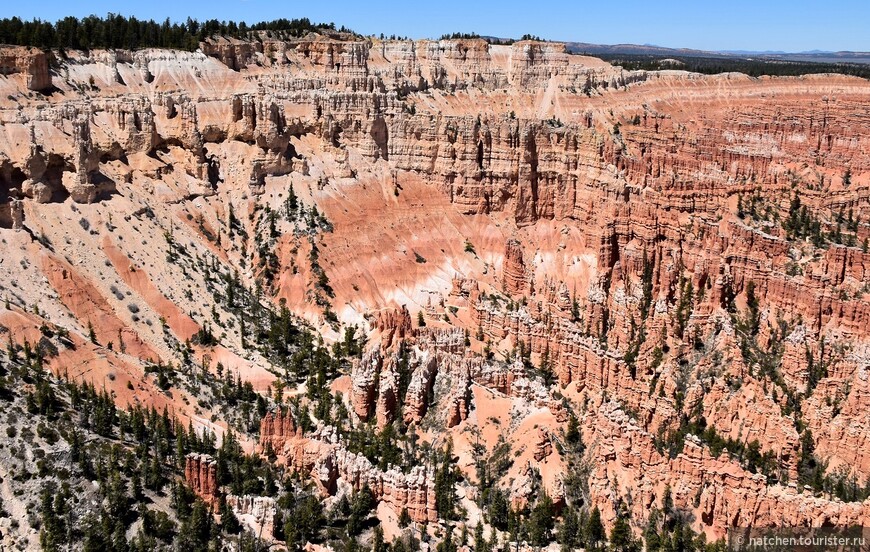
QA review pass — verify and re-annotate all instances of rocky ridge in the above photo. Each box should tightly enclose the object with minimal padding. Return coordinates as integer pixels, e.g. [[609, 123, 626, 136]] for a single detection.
[[0, 32, 868, 546]]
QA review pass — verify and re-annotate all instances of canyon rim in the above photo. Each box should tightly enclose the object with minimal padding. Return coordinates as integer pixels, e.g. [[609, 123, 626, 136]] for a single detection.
[[0, 12, 869, 552]]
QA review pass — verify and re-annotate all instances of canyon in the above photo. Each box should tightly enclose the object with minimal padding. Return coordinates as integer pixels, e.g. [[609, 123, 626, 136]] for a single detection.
[[1, 29, 869, 549]]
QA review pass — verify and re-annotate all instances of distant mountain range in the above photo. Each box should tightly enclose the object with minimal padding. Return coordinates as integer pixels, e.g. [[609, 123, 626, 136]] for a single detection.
[[565, 42, 870, 65]]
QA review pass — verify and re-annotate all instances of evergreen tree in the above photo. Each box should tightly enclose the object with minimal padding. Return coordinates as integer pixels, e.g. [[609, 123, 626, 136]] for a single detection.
[[181, 500, 213, 550], [0, 14, 347, 51], [745, 280, 760, 335], [609, 513, 638, 552], [527, 492, 556, 545], [437, 526, 458, 552], [558, 504, 582, 550], [347, 486, 374, 536], [219, 498, 241, 534], [586, 506, 605, 550], [397, 507, 412, 528], [435, 440, 459, 520], [487, 487, 510, 530], [565, 413, 581, 449], [473, 522, 490, 552], [644, 508, 663, 552], [372, 525, 387, 552]]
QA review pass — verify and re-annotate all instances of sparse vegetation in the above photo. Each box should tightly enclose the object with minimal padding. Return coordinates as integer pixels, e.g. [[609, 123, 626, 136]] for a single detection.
[[0, 13, 866, 552]]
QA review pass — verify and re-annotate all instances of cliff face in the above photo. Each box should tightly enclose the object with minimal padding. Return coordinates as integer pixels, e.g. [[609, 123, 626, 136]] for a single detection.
[[1, 34, 869, 544], [258, 414, 439, 523], [259, 408, 301, 451], [185, 453, 220, 504], [225, 495, 278, 537], [585, 402, 870, 540], [0, 46, 52, 91]]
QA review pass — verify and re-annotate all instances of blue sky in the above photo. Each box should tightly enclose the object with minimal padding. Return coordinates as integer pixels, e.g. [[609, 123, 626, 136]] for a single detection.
[[2, 0, 867, 53]]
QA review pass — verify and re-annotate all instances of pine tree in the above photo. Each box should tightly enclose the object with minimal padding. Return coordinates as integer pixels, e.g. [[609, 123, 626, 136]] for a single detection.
[[609, 513, 636, 552], [565, 413, 581, 449], [88, 320, 98, 344], [437, 526, 458, 552], [372, 525, 387, 552], [286, 185, 298, 220], [644, 508, 663, 552], [571, 290, 580, 322], [182, 500, 213, 549], [347, 486, 374, 536], [488, 487, 510, 530], [6, 335, 15, 361], [745, 280, 760, 335], [528, 492, 556, 545], [473, 522, 490, 551], [558, 505, 582, 550], [586, 506, 605, 549], [435, 441, 459, 520], [399, 507, 412, 527], [223, 507, 243, 537]]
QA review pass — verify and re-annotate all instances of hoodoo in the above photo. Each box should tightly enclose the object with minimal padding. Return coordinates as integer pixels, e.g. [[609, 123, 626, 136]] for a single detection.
[[0, 10, 869, 551]]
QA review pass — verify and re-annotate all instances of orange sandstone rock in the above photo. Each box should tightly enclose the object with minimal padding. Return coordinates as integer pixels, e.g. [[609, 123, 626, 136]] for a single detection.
[[185, 453, 219, 504]]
